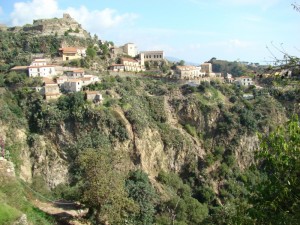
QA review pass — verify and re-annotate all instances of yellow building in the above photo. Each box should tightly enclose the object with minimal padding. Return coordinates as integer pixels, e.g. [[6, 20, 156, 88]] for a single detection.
[[59, 47, 81, 61]]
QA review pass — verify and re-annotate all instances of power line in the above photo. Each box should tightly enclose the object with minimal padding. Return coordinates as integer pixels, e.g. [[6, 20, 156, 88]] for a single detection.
[[19, 179, 77, 205]]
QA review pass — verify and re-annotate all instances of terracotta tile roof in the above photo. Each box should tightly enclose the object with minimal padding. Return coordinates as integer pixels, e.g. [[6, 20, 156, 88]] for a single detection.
[[66, 79, 83, 82], [85, 91, 100, 94], [28, 65, 55, 68], [81, 77, 92, 81], [122, 58, 138, 63], [42, 77, 56, 85], [72, 69, 84, 73], [177, 66, 197, 70], [10, 66, 28, 70], [59, 47, 77, 53], [56, 76, 68, 80]]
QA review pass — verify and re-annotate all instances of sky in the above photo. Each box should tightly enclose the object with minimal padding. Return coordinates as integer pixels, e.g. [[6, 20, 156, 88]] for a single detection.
[[0, 0, 299, 64]]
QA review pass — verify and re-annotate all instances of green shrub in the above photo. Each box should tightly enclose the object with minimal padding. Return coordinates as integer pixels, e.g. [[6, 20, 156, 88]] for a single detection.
[[184, 124, 197, 137], [0, 203, 21, 225]]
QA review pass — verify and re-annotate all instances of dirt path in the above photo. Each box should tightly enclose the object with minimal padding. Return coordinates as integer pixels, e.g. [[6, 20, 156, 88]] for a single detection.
[[32, 199, 88, 225]]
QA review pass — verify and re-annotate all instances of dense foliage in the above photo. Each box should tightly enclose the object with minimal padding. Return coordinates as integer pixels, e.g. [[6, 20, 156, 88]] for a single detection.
[[1, 68, 300, 224]]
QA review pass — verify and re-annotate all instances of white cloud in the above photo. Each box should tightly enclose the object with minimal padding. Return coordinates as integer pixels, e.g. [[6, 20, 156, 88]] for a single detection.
[[10, 0, 60, 26], [65, 6, 138, 33], [0, 6, 3, 15], [9, 0, 138, 33]]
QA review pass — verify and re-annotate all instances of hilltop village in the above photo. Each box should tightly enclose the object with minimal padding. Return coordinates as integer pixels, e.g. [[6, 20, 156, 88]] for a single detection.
[[0, 11, 299, 225], [5, 14, 270, 103]]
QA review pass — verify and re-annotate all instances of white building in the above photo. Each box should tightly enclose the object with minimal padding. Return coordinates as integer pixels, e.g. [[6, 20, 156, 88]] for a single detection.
[[109, 64, 125, 72], [225, 73, 235, 83], [11, 59, 56, 77], [85, 91, 103, 103], [64, 79, 83, 92], [123, 43, 137, 57], [175, 66, 205, 80], [121, 58, 145, 72], [140, 51, 164, 61], [59, 71, 99, 92], [65, 68, 85, 78], [81, 75, 100, 86], [28, 59, 56, 77], [235, 76, 253, 86], [200, 63, 212, 74], [56, 76, 68, 88]]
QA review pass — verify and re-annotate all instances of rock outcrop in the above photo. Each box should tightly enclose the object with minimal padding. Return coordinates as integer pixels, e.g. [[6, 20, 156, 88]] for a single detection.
[[9, 13, 90, 39]]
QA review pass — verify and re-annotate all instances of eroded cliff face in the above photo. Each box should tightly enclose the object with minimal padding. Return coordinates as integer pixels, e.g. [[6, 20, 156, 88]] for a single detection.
[[1, 87, 288, 190]]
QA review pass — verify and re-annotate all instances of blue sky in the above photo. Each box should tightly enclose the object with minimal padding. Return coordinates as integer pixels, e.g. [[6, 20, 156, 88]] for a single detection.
[[0, 0, 299, 64]]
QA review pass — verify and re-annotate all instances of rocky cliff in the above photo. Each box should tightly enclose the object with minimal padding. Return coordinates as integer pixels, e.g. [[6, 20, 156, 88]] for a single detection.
[[7, 13, 90, 39], [0, 78, 289, 194]]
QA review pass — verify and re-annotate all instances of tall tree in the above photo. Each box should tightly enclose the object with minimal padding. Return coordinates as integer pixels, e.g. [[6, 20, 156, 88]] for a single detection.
[[78, 149, 138, 224], [249, 116, 300, 224], [126, 170, 157, 225]]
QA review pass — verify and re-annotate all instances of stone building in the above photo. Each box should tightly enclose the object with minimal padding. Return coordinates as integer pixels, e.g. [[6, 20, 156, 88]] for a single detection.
[[42, 77, 61, 100], [85, 91, 103, 103]]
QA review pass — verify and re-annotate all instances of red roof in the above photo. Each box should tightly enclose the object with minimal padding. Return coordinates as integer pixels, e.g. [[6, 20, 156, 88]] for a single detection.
[[28, 65, 55, 68], [122, 58, 138, 63], [11, 66, 28, 70], [177, 66, 197, 70], [59, 47, 77, 53], [42, 77, 56, 85], [111, 64, 124, 66], [85, 91, 100, 94], [73, 69, 84, 73]]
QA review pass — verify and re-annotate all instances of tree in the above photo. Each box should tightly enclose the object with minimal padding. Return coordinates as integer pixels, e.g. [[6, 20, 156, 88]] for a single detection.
[[178, 60, 185, 66], [249, 116, 300, 224], [86, 46, 97, 59], [100, 43, 109, 56], [126, 170, 157, 225], [78, 149, 138, 224]]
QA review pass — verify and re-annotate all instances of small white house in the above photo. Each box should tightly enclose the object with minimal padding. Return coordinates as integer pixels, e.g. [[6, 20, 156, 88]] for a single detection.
[[28, 65, 56, 77], [65, 69, 85, 78], [235, 76, 253, 86], [81, 75, 100, 86], [63, 79, 83, 92], [28, 59, 56, 77]]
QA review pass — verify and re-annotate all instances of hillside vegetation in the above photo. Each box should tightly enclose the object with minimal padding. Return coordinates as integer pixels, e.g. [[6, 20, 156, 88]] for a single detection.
[[0, 20, 299, 225], [1, 67, 299, 224]]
